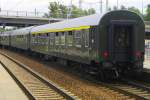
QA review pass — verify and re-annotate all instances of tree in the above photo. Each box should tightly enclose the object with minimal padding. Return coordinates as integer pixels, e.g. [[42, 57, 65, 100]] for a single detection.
[[145, 5, 150, 21], [87, 8, 96, 15], [120, 5, 126, 10], [128, 7, 141, 16], [113, 6, 118, 10], [44, 2, 96, 18], [47, 2, 60, 18], [108, 7, 111, 11], [59, 4, 68, 18], [70, 5, 83, 18]]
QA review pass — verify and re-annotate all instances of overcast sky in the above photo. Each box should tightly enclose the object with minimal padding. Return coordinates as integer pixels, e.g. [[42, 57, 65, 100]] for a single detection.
[[0, 0, 150, 14]]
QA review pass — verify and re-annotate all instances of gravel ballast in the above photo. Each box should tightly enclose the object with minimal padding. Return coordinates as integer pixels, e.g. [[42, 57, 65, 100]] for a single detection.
[[0, 49, 132, 100]]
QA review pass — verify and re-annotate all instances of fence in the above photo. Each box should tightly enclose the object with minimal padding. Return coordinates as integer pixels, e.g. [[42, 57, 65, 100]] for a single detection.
[[145, 40, 150, 60], [0, 10, 46, 18], [0, 10, 94, 19]]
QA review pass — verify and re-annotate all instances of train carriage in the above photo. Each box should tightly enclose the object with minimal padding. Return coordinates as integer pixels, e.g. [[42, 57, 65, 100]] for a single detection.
[[0, 31, 11, 47], [0, 33, 1, 45], [11, 26, 34, 50], [0, 10, 145, 79], [30, 14, 100, 63], [30, 10, 145, 78], [98, 11, 145, 77]]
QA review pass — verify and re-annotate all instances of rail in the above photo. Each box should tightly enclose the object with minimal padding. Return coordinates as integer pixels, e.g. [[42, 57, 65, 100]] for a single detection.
[[0, 52, 78, 100], [99, 80, 150, 100]]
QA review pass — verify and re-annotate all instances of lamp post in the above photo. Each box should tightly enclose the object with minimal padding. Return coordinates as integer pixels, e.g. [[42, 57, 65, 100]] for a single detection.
[[67, 0, 73, 19], [117, 0, 119, 9], [142, 0, 144, 15], [0, 0, 1, 12], [100, 0, 102, 13], [106, 0, 108, 12]]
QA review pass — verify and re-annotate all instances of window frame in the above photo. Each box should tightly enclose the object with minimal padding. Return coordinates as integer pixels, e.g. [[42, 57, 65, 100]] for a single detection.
[[74, 30, 82, 48]]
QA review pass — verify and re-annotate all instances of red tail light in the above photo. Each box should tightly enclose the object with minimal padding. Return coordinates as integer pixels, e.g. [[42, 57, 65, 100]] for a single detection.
[[102, 51, 109, 58], [136, 51, 142, 58]]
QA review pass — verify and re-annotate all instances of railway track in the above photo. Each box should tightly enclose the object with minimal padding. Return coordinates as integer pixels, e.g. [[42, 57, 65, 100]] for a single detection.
[[100, 79, 150, 100], [1, 50, 150, 100], [0, 52, 79, 100]]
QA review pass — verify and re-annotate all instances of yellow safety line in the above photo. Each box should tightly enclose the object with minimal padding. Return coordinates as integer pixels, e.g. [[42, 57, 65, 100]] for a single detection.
[[31, 26, 90, 34]]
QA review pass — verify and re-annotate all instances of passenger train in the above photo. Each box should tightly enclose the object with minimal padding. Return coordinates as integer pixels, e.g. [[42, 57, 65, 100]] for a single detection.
[[0, 10, 145, 79]]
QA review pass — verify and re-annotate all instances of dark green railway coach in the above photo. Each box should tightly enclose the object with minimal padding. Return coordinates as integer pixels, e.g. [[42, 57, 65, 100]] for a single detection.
[[0, 31, 11, 47], [10, 26, 34, 50], [0, 10, 145, 79]]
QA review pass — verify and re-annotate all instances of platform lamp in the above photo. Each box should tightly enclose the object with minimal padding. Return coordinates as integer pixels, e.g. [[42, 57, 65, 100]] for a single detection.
[[117, 0, 119, 9], [100, 0, 103, 13], [106, 0, 108, 12], [142, 0, 143, 15]]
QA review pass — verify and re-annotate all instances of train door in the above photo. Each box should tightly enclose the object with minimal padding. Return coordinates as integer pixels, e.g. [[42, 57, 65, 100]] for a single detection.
[[109, 21, 134, 62]]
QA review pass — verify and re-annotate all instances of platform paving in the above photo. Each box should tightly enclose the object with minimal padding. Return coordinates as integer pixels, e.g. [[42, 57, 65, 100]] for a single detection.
[[144, 59, 150, 69], [0, 64, 28, 100]]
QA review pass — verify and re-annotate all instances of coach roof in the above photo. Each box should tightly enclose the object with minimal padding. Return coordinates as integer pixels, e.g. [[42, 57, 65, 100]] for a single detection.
[[31, 13, 103, 34], [11, 26, 34, 36], [1, 31, 11, 36]]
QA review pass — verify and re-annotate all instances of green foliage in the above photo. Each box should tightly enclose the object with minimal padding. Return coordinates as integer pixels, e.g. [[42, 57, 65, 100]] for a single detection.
[[113, 6, 118, 10], [145, 5, 150, 21], [108, 7, 111, 11], [44, 2, 96, 18], [128, 7, 141, 16], [88, 8, 96, 15], [120, 5, 127, 10], [47, 2, 61, 18], [45, 2, 150, 21]]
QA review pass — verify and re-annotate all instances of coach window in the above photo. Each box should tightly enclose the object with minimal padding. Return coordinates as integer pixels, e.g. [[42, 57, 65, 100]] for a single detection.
[[41, 34, 45, 45], [43, 34, 47, 45], [22, 35, 25, 41], [61, 32, 65, 45], [45, 33, 49, 45], [83, 29, 89, 47], [46, 33, 49, 36], [55, 32, 60, 45], [1, 37, 3, 41], [75, 30, 81, 48], [32, 34, 35, 37], [67, 31, 73, 46], [37, 33, 42, 44], [17, 35, 23, 41], [41, 34, 47, 45], [32, 34, 35, 44], [36, 35, 38, 44], [41, 34, 44, 44], [2, 37, 4, 41], [36, 34, 39, 44], [35, 34, 38, 44], [45, 33, 48, 45], [50, 33, 54, 45], [38, 34, 42, 44]]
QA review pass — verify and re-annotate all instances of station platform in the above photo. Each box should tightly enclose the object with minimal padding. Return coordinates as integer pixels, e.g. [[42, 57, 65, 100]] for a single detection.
[[144, 60, 150, 69], [0, 64, 28, 100]]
